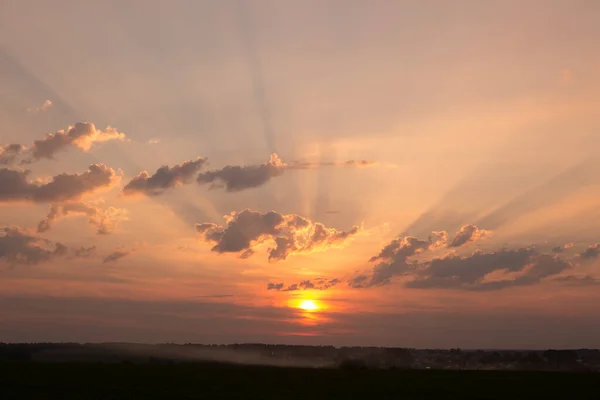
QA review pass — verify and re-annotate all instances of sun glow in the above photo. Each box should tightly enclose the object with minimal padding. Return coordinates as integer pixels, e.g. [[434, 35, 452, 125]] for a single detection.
[[298, 299, 320, 311]]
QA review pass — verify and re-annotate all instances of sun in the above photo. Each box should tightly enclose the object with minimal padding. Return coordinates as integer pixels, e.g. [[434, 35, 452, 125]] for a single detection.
[[298, 299, 319, 311]]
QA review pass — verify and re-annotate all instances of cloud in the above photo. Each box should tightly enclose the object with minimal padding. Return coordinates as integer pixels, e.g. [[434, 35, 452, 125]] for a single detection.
[[351, 236, 432, 288], [123, 158, 207, 196], [196, 153, 379, 192], [1, 123, 125, 165], [553, 275, 600, 286], [347, 221, 577, 290], [0, 164, 119, 203], [553, 243, 575, 254], [124, 153, 378, 196], [405, 251, 571, 291], [580, 244, 600, 260], [147, 139, 160, 145], [0, 144, 26, 165], [267, 283, 284, 291], [196, 209, 359, 262], [103, 250, 130, 263], [351, 237, 574, 290], [350, 225, 488, 287], [0, 226, 68, 266], [102, 243, 144, 263], [24, 122, 126, 163], [196, 153, 286, 192], [37, 202, 127, 234], [28, 99, 53, 113], [447, 224, 489, 247], [74, 246, 97, 258], [267, 278, 341, 291]]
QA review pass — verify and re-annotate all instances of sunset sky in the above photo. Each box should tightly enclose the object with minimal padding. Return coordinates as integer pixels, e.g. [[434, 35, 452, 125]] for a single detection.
[[1, 0, 600, 349]]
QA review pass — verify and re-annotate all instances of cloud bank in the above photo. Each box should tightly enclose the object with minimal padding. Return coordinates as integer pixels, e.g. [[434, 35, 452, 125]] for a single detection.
[[257, 224, 583, 292], [196, 209, 359, 262], [348, 224, 576, 290]]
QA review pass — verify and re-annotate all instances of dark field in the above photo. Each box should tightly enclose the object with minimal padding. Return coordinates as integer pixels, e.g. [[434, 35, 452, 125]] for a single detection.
[[1, 362, 599, 399]]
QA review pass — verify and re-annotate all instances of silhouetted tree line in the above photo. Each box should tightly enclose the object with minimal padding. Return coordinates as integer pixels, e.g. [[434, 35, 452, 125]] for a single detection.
[[0, 343, 598, 371]]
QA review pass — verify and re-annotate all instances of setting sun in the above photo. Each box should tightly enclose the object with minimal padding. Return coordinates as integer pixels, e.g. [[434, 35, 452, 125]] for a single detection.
[[298, 299, 320, 311]]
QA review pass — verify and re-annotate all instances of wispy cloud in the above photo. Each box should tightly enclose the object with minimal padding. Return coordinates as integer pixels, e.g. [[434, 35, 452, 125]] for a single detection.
[[27, 99, 53, 113], [37, 202, 128, 234]]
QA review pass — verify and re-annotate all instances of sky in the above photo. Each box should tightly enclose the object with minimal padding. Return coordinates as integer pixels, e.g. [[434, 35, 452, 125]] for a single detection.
[[1, 0, 600, 349]]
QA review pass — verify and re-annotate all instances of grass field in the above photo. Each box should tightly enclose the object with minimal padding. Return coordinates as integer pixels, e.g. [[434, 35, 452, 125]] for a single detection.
[[1, 362, 599, 399]]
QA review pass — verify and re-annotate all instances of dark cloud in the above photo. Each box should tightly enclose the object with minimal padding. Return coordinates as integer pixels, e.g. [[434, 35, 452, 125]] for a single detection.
[[351, 225, 486, 288], [0, 144, 26, 165], [196, 153, 379, 192], [354, 243, 573, 291], [553, 275, 600, 286], [196, 209, 359, 262], [122, 153, 377, 196], [580, 244, 600, 260], [74, 246, 97, 258], [267, 278, 341, 291], [448, 224, 488, 247], [0, 226, 68, 265], [27, 122, 126, 162], [196, 153, 285, 192], [267, 283, 284, 291], [0, 164, 118, 203], [405, 252, 571, 291], [123, 158, 207, 196], [103, 250, 130, 263], [552, 243, 575, 254], [349, 223, 577, 290], [37, 202, 127, 234]]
